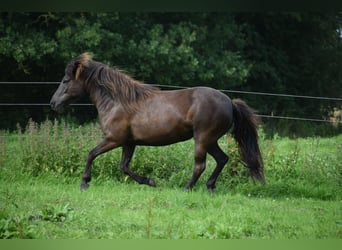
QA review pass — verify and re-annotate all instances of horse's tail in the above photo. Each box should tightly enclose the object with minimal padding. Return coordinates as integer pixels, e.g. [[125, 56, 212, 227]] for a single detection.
[[231, 99, 265, 184]]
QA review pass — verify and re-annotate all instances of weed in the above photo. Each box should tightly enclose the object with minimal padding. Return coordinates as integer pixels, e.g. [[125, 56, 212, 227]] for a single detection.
[[39, 203, 74, 223], [2, 119, 342, 200], [0, 131, 7, 169], [0, 213, 35, 239], [145, 197, 155, 239]]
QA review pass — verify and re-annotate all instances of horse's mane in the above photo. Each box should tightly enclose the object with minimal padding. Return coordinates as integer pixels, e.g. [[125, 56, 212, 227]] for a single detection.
[[74, 53, 159, 112]]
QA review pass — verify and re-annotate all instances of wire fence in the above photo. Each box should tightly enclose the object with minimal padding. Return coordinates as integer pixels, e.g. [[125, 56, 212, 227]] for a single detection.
[[1, 81, 342, 101], [1, 82, 341, 124], [153, 84, 342, 101]]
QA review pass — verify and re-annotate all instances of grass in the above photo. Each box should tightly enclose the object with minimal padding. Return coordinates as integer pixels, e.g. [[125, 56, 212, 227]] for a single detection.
[[0, 119, 341, 239], [0, 171, 341, 239]]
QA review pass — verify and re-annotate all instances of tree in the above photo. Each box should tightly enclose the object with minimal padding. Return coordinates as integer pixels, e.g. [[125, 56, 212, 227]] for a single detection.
[[235, 13, 342, 118], [0, 12, 341, 135], [0, 12, 249, 86]]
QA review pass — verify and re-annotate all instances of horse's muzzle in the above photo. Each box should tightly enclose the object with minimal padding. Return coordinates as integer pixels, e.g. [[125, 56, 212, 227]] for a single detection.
[[50, 101, 55, 110], [50, 101, 64, 113]]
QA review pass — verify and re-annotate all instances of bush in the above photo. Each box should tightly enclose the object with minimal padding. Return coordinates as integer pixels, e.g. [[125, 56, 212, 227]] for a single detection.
[[6, 119, 342, 199]]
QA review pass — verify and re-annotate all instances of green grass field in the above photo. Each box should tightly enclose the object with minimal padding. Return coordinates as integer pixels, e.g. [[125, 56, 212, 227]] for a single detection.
[[0, 172, 341, 239], [0, 120, 341, 239]]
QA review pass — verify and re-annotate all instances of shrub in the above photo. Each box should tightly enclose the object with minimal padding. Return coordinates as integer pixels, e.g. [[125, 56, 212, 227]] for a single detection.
[[18, 119, 98, 177], [6, 119, 342, 199]]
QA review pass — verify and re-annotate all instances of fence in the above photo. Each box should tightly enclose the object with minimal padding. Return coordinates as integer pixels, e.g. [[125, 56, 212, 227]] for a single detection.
[[0, 82, 341, 124]]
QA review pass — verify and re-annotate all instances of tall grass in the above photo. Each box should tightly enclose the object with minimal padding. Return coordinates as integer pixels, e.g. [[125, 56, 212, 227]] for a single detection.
[[3, 119, 342, 200], [17, 119, 105, 178], [1, 119, 341, 239]]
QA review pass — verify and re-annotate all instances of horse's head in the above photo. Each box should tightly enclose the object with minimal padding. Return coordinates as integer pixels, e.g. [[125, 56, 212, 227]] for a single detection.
[[50, 53, 92, 113]]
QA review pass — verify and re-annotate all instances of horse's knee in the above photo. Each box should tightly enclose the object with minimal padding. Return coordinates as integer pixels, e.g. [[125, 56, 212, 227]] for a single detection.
[[194, 164, 206, 175]]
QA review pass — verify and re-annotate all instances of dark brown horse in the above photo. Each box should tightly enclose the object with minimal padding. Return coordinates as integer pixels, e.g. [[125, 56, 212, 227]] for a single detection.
[[50, 53, 265, 191]]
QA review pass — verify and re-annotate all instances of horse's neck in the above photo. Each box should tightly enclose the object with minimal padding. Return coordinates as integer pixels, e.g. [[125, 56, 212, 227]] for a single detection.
[[87, 80, 155, 116], [88, 86, 118, 114]]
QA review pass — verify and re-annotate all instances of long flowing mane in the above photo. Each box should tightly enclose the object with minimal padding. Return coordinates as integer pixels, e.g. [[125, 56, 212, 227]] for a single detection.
[[78, 54, 159, 112]]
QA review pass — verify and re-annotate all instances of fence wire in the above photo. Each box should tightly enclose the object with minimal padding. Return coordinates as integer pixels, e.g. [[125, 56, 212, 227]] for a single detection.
[[0, 82, 341, 124], [1, 81, 342, 101]]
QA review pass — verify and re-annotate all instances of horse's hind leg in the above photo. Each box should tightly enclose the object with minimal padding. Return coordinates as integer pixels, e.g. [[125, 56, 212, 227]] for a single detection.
[[120, 144, 156, 187], [185, 143, 207, 190], [206, 142, 229, 192]]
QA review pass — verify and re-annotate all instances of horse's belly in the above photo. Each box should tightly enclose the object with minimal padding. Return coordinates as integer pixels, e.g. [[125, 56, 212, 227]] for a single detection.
[[130, 117, 193, 146], [133, 132, 193, 146]]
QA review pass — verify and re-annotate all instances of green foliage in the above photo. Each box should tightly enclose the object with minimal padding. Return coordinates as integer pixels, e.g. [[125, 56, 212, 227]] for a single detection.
[[18, 119, 93, 177], [0, 13, 249, 86], [1, 118, 341, 239], [235, 13, 342, 118], [1, 12, 342, 132], [37, 203, 73, 223], [0, 213, 35, 239], [7, 120, 341, 201], [0, 171, 341, 239]]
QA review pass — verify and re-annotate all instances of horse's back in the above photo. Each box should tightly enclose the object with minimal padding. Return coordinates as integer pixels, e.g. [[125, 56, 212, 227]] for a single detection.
[[129, 86, 233, 146], [161, 86, 233, 127], [192, 87, 232, 109]]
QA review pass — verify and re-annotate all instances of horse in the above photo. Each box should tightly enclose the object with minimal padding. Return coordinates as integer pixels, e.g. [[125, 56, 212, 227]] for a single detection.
[[50, 52, 265, 191]]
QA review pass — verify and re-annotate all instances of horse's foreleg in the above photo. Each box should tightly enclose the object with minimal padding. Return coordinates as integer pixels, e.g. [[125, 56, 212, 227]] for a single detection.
[[120, 145, 156, 187], [80, 138, 118, 191]]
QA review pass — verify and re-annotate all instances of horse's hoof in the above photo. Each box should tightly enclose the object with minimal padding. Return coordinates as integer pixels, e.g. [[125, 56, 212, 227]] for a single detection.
[[207, 184, 216, 193], [148, 178, 156, 187], [80, 182, 89, 191]]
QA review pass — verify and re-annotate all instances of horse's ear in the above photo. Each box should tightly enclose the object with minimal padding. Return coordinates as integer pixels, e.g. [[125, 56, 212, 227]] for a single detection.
[[73, 52, 93, 80], [74, 62, 83, 80]]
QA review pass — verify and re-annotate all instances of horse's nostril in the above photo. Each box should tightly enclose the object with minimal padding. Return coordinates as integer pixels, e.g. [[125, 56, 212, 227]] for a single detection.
[[50, 101, 55, 109]]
